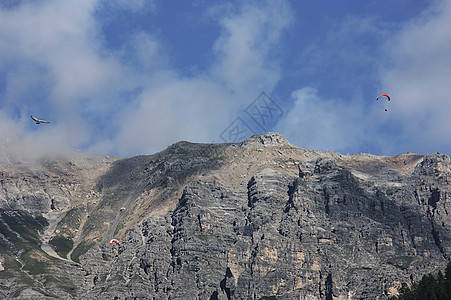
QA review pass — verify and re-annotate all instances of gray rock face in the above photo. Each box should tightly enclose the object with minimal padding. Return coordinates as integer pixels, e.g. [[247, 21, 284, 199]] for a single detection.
[[0, 133, 450, 299]]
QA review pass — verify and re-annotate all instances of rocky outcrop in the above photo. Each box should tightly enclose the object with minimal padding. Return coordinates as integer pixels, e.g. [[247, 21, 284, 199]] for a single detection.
[[0, 133, 450, 299]]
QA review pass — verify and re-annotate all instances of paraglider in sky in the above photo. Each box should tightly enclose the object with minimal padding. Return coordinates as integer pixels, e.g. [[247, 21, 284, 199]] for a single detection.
[[31, 115, 50, 124], [376, 94, 390, 101], [376, 94, 391, 111], [109, 239, 120, 246]]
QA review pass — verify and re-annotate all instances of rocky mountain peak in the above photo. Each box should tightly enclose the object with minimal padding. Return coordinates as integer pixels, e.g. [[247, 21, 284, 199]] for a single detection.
[[241, 132, 292, 147]]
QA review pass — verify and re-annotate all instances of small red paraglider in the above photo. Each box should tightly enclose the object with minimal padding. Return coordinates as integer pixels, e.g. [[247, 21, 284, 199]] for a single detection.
[[377, 94, 391, 111], [376, 94, 390, 101], [109, 239, 120, 246]]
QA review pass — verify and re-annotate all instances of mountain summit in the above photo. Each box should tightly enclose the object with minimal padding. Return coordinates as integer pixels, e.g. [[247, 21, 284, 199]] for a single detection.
[[0, 133, 450, 299]]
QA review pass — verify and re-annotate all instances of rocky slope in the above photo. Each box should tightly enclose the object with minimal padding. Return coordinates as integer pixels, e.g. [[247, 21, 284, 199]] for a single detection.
[[0, 133, 450, 299]]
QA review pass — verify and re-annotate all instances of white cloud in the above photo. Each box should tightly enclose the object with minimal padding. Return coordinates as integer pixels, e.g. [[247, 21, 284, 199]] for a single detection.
[[104, 76, 230, 155], [0, 110, 76, 163], [0, 0, 151, 160], [276, 0, 451, 155], [97, 0, 294, 156], [0, 0, 293, 158], [380, 0, 451, 154], [0, 0, 108, 159], [275, 87, 370, 153], [211, 0, 293, 93], [0, 0, 136, 112]]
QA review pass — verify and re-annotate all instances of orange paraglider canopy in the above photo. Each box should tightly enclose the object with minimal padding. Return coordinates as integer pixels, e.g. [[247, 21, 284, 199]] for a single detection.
[[376, 94, 390, 101]]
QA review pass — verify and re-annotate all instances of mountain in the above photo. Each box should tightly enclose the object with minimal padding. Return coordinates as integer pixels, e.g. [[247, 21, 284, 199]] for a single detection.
[[0, 133, 450, 299]]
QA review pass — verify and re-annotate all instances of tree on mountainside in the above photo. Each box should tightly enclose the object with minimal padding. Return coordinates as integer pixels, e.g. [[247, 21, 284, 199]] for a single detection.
[[392, 262, 451, 300]]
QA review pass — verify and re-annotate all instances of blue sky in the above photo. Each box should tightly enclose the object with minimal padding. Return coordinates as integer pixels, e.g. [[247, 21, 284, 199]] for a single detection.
[[0, 0, 450, 158]]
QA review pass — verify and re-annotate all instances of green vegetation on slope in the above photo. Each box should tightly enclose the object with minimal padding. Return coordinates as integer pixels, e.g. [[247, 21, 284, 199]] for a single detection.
[[0, 209, 48, 250], [49, 236, 74, 259], [71, 240, 95, 263], [392, 262, 451, 300]]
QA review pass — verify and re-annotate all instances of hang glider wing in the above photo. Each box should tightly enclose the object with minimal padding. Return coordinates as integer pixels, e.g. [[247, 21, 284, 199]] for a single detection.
[[31, 115, 50, 124]]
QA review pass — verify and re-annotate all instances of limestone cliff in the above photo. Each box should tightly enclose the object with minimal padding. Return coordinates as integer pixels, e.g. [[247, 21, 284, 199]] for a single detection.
[[0, 133, 450, 299]]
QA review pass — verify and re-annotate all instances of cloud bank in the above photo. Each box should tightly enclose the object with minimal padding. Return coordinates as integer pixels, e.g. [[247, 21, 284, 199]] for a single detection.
[[0, 0, 293, 158], [1, 0, 449, 159], [276, 0, 451, 155], [379, 0, 451, 154]]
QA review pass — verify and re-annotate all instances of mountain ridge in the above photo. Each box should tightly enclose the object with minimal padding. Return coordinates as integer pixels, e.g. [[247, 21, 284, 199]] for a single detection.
[[0, 132, 450, 299]]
